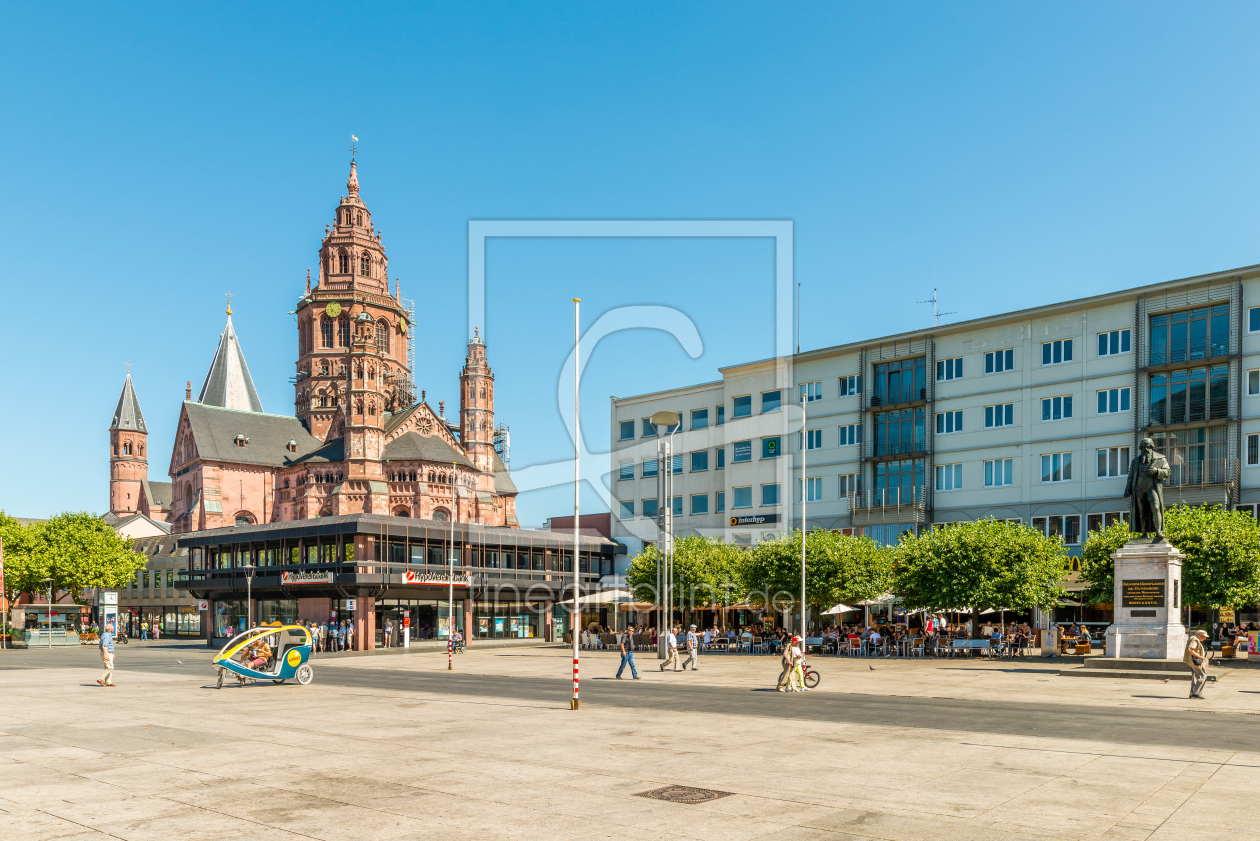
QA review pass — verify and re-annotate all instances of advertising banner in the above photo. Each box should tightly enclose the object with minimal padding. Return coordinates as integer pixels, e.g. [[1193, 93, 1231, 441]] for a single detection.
[[281, 571, 334, 585]]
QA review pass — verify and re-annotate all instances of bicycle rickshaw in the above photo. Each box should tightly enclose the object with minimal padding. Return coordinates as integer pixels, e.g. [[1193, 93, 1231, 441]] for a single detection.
[[213, 624, 313, 688]]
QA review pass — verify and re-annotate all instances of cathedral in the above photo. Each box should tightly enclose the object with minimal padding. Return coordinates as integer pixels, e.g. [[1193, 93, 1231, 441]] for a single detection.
[[108, 158, 518, 533]]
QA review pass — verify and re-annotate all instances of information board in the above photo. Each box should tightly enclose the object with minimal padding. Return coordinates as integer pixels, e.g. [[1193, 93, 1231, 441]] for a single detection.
[[1121, 579, 1165, 608]]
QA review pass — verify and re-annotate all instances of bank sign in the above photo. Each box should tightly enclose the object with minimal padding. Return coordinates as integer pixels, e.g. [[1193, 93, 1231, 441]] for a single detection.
[[404, 570, 472, 586], [281, 570, 334, 585], [730, 514, 781, 526]]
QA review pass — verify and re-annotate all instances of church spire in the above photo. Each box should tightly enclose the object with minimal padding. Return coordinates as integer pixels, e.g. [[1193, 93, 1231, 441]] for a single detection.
[[198, 311, 264, 413], [347, 160, 359, 198], [110, 371, 147, 433]]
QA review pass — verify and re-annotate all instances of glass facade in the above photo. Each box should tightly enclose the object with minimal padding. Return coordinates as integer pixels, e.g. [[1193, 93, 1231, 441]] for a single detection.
[[1149, 305, 1229, 365], [1148, 366, 1228, 426], [874, 459, 924, 505], [873, 408, 925, 457], [871, 357, 926, 406], [1152, 426, 1229, 486]]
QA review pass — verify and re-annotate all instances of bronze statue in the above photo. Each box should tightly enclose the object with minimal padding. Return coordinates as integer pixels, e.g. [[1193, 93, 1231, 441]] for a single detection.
[[1124, 437, 1171, 541]]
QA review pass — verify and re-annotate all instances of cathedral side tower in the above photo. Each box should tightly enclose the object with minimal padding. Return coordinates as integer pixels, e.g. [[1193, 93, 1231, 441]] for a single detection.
[[295, 156, 411, 440], [460, 328, 496, 473], [109, 372, 148, 516]]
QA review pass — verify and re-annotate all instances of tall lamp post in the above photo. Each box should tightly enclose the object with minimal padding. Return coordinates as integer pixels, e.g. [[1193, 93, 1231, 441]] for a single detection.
[[800, 391, 807, 638], [649, 410, 681, 656], [243, 560, 255, 630], [571, 298, 581, 710], [43, 577, 53, 650]]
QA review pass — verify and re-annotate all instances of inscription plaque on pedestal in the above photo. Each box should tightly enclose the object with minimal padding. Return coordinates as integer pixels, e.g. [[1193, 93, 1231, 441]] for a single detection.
[[1121, 579, 1165, 608]]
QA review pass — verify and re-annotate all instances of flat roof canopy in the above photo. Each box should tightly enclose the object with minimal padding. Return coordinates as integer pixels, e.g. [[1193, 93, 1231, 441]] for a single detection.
[[176, 513, 617, 555]]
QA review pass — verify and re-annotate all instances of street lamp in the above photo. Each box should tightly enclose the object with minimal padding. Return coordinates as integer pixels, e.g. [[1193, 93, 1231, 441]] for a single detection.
[[243, 560, 255, 630], [43, 577, 53, 650], [650, 410, 680, 658]]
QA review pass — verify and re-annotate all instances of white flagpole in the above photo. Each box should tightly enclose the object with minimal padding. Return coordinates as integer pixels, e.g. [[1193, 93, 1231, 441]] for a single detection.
[[572, 298, 582, 710]]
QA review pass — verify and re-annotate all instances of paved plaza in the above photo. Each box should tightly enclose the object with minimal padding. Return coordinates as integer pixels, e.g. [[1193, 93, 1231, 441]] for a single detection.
[[3, 642, 1260, 840]]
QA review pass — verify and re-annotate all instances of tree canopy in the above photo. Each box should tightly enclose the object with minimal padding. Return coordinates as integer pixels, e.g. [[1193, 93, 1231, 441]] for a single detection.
[[0, 511, 38, 603], [1080, 506, 1260, 609], [741, 530, 892, 612], [625, 534, 745, 609], [893, 520, 1067, 616], [23, 513, 147, 605]]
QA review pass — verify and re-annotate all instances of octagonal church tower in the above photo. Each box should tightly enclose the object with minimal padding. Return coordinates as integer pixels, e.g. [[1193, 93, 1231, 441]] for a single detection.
[[294, 156, 411, 442]]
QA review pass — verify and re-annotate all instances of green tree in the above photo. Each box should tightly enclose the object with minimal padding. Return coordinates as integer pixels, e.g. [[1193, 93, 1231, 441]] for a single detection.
[[625, 534, 747, 620], [1080, 506, 1260, 610], [0, 511, 40, 603], [740, 530, 893, 621], [893, 519, 1068, 636], [29, 513, 147, 605]]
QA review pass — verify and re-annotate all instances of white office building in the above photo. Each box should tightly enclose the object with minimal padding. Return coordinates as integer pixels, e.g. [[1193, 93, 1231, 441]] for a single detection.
[[610, 264, 1260, 569]]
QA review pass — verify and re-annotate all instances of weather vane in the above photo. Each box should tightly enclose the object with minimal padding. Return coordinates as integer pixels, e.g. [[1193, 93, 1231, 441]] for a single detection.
[[225, 291, 233, 316], [350, 135, 358, 162]]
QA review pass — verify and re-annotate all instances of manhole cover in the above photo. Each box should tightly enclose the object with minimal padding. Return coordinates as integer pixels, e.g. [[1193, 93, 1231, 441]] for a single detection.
[[634, 785, 734, 805]]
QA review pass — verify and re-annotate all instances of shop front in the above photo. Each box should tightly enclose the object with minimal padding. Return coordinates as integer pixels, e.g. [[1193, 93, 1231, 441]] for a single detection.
[[177, 513, 616, 649]]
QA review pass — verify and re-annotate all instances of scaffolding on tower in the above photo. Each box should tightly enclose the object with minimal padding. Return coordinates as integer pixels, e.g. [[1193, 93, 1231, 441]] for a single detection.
[[494, 424, 511, 470], [383, 295, 418, 411]]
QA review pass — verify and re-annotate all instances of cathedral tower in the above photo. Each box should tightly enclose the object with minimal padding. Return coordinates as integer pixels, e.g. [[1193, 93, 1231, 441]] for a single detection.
[[295, 155, 411, 441], [460, 328, 496, 473], [109, 372, 148, 516]]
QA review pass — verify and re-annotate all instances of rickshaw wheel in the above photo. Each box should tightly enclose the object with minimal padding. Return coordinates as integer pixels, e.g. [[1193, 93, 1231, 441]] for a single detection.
[[216, 669, 224, 689], [272, 679, 286, 685], [296, 664, 313, 685]]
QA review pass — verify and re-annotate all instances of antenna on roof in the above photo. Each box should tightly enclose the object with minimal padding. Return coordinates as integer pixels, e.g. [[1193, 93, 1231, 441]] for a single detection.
[[917, 288, 956, 327]]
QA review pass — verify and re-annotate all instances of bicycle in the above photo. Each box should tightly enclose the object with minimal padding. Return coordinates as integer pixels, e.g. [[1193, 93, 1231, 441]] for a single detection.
[[800, 659, 820, 689]]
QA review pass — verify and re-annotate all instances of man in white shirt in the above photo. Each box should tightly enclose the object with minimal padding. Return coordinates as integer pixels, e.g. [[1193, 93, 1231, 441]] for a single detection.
[[682, 624, 700, 671], [868, 627, 883, 656], [660, 625, 681, 672], [780, 636, 805, 691]]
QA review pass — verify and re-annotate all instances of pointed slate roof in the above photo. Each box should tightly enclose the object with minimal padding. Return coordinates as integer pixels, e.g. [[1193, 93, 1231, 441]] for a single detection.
[[198, 314, 264, 413], [109, 372, 147, 433]]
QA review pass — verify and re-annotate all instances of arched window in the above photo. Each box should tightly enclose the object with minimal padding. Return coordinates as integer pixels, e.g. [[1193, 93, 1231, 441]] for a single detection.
[[356, 211, 363, 227], [338, 251, 349, 274], [393, 506, 410, 517], [376, 320, 389, 354], [356, 400, 364, 416], [359, 253, 370, 276], [319, 359, 329, 375], [432, 509, 449, 522], [234, 512, 254, 527], [321, 316, 334, 348], [338, 316, 350, 347]]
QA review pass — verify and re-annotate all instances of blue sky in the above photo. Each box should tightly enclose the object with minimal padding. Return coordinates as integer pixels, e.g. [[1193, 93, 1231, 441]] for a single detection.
[[3, 3, 1260, 524]]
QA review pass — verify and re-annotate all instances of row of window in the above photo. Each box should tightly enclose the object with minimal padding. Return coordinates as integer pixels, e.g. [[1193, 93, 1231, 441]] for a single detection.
[[619, 445, 1138, 519], [622, 483, 782, 519], [132, 570, 174, 589]]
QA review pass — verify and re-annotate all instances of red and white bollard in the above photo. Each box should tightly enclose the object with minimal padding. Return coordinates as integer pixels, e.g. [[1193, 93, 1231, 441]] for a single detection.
[[571, 655, 580, 710], [448, 638, 453, 671]]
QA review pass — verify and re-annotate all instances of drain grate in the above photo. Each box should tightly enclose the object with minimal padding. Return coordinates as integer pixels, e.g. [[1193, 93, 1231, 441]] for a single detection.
[[634, 785, 734, 805]]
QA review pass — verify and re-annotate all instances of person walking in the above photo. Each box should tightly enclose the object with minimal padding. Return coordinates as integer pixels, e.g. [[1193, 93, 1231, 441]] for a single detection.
[[616, 631, 640, 679], [345, 619, 354, 652], [384, 618, 394, 649], [682, 624, 700, 671], [97, 622, 116, 687], [153, 621, 160, 642], [660, 625, 681, 672], [779, 636, 804, 692], [1185, 630, 1211, 699], [776, 640, 795, 691], [140, 621, 148, 641]]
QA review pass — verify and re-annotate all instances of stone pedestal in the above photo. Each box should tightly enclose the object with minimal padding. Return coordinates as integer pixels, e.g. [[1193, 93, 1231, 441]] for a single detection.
[[1105, 539, 1187, 659]]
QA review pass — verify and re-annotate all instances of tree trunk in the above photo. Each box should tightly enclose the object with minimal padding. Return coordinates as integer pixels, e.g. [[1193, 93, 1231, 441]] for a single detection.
[[971, 606, 981, 641]]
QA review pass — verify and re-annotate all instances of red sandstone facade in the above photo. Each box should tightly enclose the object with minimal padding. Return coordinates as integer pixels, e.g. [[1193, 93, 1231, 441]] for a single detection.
[[110, 158, 518, 534]]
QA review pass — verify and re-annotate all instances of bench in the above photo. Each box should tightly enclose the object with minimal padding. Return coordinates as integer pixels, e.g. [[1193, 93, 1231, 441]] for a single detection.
[[950, 639, 991, 657]]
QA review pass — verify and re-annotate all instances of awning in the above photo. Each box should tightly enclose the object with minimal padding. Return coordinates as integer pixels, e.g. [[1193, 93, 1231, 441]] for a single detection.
[[857, 593, 901, 606], [822, 603, 857, 615]]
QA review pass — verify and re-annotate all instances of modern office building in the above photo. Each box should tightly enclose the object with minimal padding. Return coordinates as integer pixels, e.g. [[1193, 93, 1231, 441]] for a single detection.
[[610, 264, 1260, 576]]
